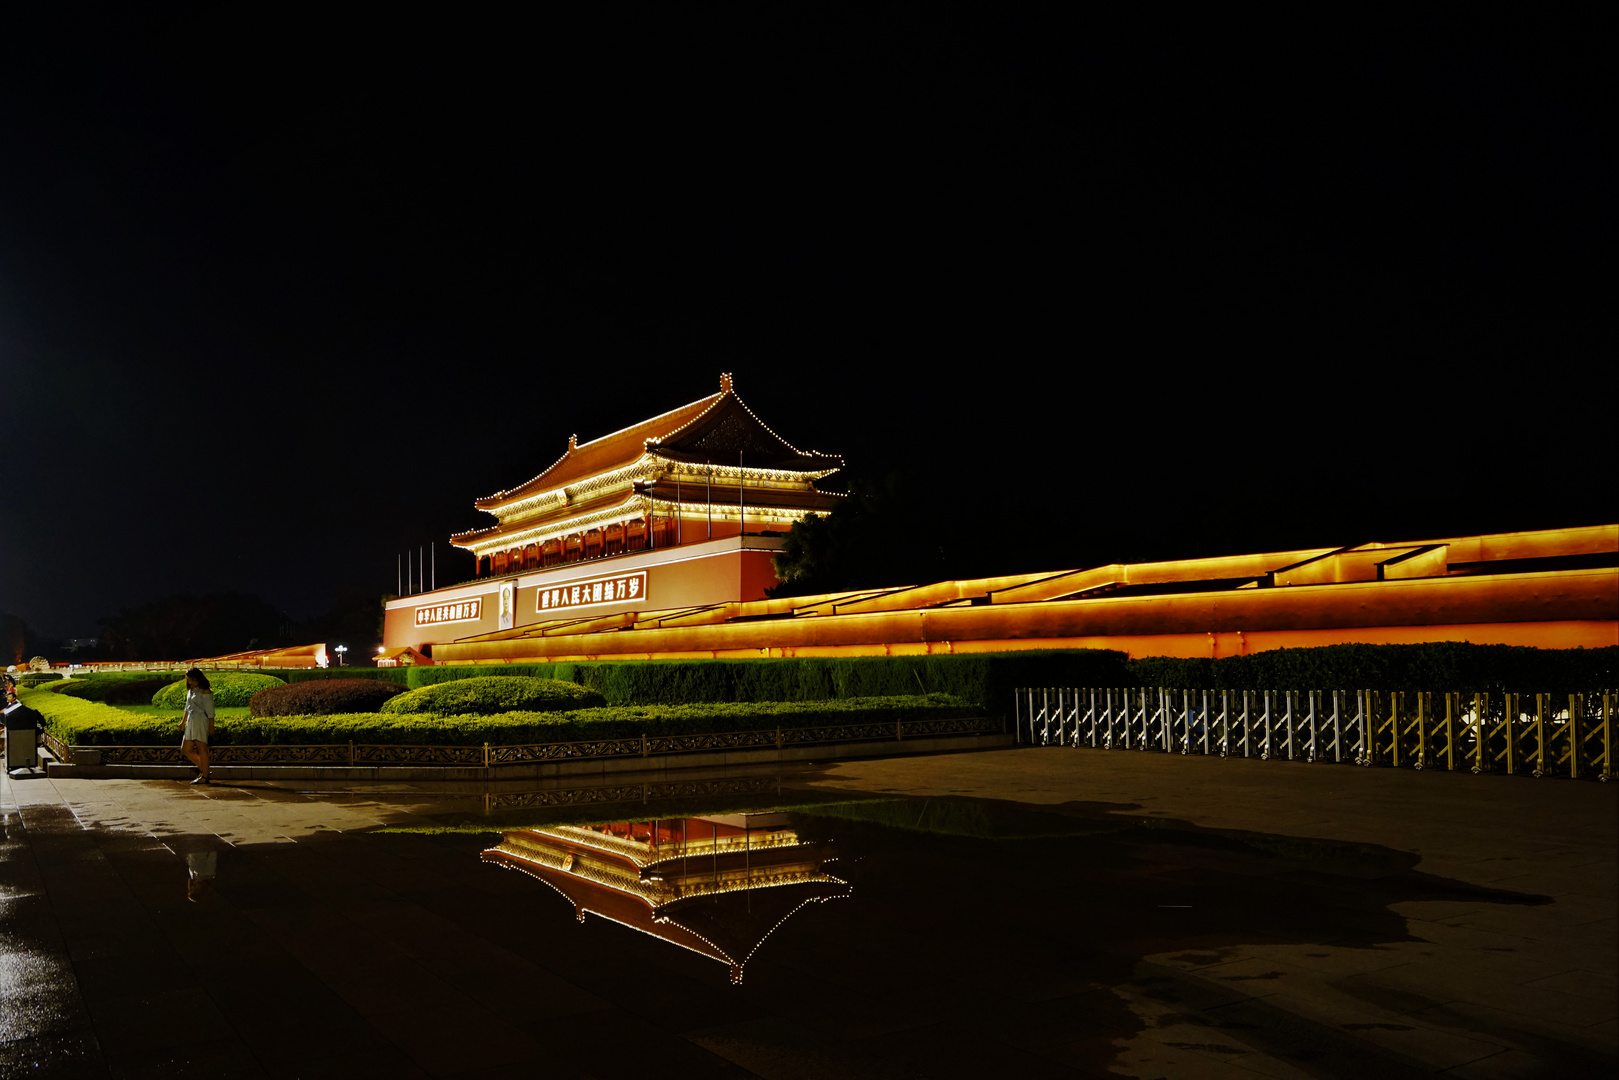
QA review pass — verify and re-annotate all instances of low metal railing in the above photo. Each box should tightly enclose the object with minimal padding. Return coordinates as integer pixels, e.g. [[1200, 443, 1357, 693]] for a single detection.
[[1014, 687, 1614, 781], [53, 714, 1000, 768]]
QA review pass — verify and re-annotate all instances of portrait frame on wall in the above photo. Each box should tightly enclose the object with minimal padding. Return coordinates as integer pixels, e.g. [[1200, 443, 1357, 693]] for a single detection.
[[499, 581, 515, 630]]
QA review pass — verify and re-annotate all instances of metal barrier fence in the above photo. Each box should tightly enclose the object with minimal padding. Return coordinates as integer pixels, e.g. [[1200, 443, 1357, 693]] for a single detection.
[[48, 714, 999, 768], [1014, 688, 1615, 781]]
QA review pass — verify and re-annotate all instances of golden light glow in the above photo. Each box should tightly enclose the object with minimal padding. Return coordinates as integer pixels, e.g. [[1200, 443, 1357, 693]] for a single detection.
[[427, 527, 1617, 664]]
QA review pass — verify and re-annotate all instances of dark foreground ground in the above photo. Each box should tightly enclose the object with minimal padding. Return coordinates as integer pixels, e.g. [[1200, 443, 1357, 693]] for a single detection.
[[2, 748, 1614, 1079]]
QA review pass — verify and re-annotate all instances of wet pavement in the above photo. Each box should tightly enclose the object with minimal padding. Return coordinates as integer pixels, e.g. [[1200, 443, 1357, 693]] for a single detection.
[[2, 748, 1614, 1079]]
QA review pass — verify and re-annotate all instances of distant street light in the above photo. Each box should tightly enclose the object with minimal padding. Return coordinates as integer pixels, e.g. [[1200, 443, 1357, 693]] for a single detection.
[[334, 645, 348, 668]]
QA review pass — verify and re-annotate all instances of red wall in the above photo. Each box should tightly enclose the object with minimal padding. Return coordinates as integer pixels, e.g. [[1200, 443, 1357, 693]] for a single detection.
[[383, 541, 783, 654]]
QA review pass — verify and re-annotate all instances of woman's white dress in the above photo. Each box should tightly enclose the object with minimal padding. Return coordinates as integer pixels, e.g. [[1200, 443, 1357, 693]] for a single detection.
[[183, 689, 215, 743]]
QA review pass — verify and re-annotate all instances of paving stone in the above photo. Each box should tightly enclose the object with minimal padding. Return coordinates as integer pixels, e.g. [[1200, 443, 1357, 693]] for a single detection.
[[3, 751, 1614, 1079]]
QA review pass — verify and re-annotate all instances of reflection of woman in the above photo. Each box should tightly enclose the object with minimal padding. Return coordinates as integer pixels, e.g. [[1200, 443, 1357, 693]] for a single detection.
[[186, 850, 218, 902], [179, 668, 216, 785]]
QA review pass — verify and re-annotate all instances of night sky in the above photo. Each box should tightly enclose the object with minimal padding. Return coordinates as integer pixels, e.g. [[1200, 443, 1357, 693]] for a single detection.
[[1, 8, 1609, 639]]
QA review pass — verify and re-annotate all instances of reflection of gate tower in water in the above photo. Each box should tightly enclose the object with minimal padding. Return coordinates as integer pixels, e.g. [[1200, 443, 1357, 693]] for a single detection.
[[383, 373, 843, 653], [481, 814, 850, 984]]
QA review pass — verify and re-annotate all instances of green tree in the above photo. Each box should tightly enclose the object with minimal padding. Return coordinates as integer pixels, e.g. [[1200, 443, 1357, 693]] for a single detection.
[[769, 474, 949, 597]]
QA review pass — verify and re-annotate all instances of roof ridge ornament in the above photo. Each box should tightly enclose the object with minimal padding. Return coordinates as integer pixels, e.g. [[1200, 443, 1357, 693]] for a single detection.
[[568, 434, 578, 451], [720, 372, 734, 394]]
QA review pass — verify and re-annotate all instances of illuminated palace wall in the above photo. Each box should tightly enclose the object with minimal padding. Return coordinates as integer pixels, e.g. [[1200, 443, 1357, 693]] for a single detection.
[[383, 374, 843, 654], [428, 525, 1618, 664]]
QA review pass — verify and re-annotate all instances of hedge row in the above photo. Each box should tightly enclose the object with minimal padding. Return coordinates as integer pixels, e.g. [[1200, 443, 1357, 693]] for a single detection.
[[1124, 643, 1619, 696], [405, 651, 1131, 711], [18, 672, 64, 686], [46, 673, 182, 705], [249, 679, 406, 717], [151, 672, 286, 708], [402, 644, 1618, 706], [379, 677, 604, 716], [21, 687, 977, 747], [19, 690, 153, 743], [282, 668, 412, 687]]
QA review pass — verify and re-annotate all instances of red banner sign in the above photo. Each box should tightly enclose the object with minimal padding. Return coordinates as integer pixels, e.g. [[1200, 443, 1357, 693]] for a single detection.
[[414, 597, 484, 628], [539, 571, 646, 614]]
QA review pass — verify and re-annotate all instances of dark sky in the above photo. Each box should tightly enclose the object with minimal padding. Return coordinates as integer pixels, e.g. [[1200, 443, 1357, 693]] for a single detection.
[[1, 7, 1610, 637]]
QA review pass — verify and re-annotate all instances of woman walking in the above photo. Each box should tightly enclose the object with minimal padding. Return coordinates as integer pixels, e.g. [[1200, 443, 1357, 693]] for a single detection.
[[179, 668, 216, 785]]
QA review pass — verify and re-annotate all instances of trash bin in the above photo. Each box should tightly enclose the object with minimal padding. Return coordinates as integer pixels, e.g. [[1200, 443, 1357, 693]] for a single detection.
[[4, 702, 42, 771]]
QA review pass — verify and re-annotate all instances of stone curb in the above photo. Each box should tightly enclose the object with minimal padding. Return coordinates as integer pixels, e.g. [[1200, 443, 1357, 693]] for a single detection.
[[43, 732, 1014, 782]]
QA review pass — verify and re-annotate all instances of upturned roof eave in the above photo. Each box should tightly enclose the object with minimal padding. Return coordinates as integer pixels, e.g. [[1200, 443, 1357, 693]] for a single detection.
[[473, 391, 724, 511], [646, 445, 843, 477]]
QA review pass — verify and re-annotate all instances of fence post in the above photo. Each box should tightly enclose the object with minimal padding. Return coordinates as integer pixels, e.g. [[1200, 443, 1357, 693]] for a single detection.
[[1534, 693, 1547, 778], [1284, 691, 1295, 761], [1503, 693, 1516, 775], [1220, 689, 1230, 758], [1443, 693, 1455, 771], [1240, 690, 1251, 758], [1260, 690, 1272, 760], [1181, 690, 1190, 755], [1359, 690, 1371, 766], [1305, 691, 1316, 762], [1602, 693, 1613, 782], [1418, 693, 1431, 767], [1330, 690, 1341, 763], [1197, 690, 1207, 755], [1386, 692, 1399, 768], [1569, 693, 1581, 779]]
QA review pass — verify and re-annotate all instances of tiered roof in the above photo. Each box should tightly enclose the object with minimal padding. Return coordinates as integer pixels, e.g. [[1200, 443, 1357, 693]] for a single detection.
[[453, 374, 842, 552], [473, 373, 840, 514]]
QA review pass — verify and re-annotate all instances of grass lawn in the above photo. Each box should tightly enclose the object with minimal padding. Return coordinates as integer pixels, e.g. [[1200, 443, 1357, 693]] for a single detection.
[[22, 686, 982, 747]]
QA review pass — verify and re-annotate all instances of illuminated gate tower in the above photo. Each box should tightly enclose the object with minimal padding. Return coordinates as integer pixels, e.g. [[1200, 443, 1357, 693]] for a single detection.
[[382, 374, 842, 655]]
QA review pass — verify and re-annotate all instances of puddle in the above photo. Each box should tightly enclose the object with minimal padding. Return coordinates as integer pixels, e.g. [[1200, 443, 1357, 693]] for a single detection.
[[5, 782, 1593, 1078], [421, 788, 1557, 1075], [483, 814, 850, 984]]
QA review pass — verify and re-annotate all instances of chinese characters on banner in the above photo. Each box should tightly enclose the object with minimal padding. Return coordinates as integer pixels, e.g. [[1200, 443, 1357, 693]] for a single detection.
[[539, 571, 646, 614], [414, 597, 483, 628]]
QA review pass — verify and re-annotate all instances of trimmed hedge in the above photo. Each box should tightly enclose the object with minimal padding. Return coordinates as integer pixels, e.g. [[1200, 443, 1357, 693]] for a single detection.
[[150, 672, 287, 708], [282, 668, 412, 686], [380, 677, 605, 716], [19, 689, 171, 745], [1124, 643, 1619, 696], [405, 644, 1617, 707], [406, 651, 1131, 712], [22, 687, 975, 747], [46, 673, 183, 705], [19, 672, 65, 686], [249, 679, 406, 717]]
